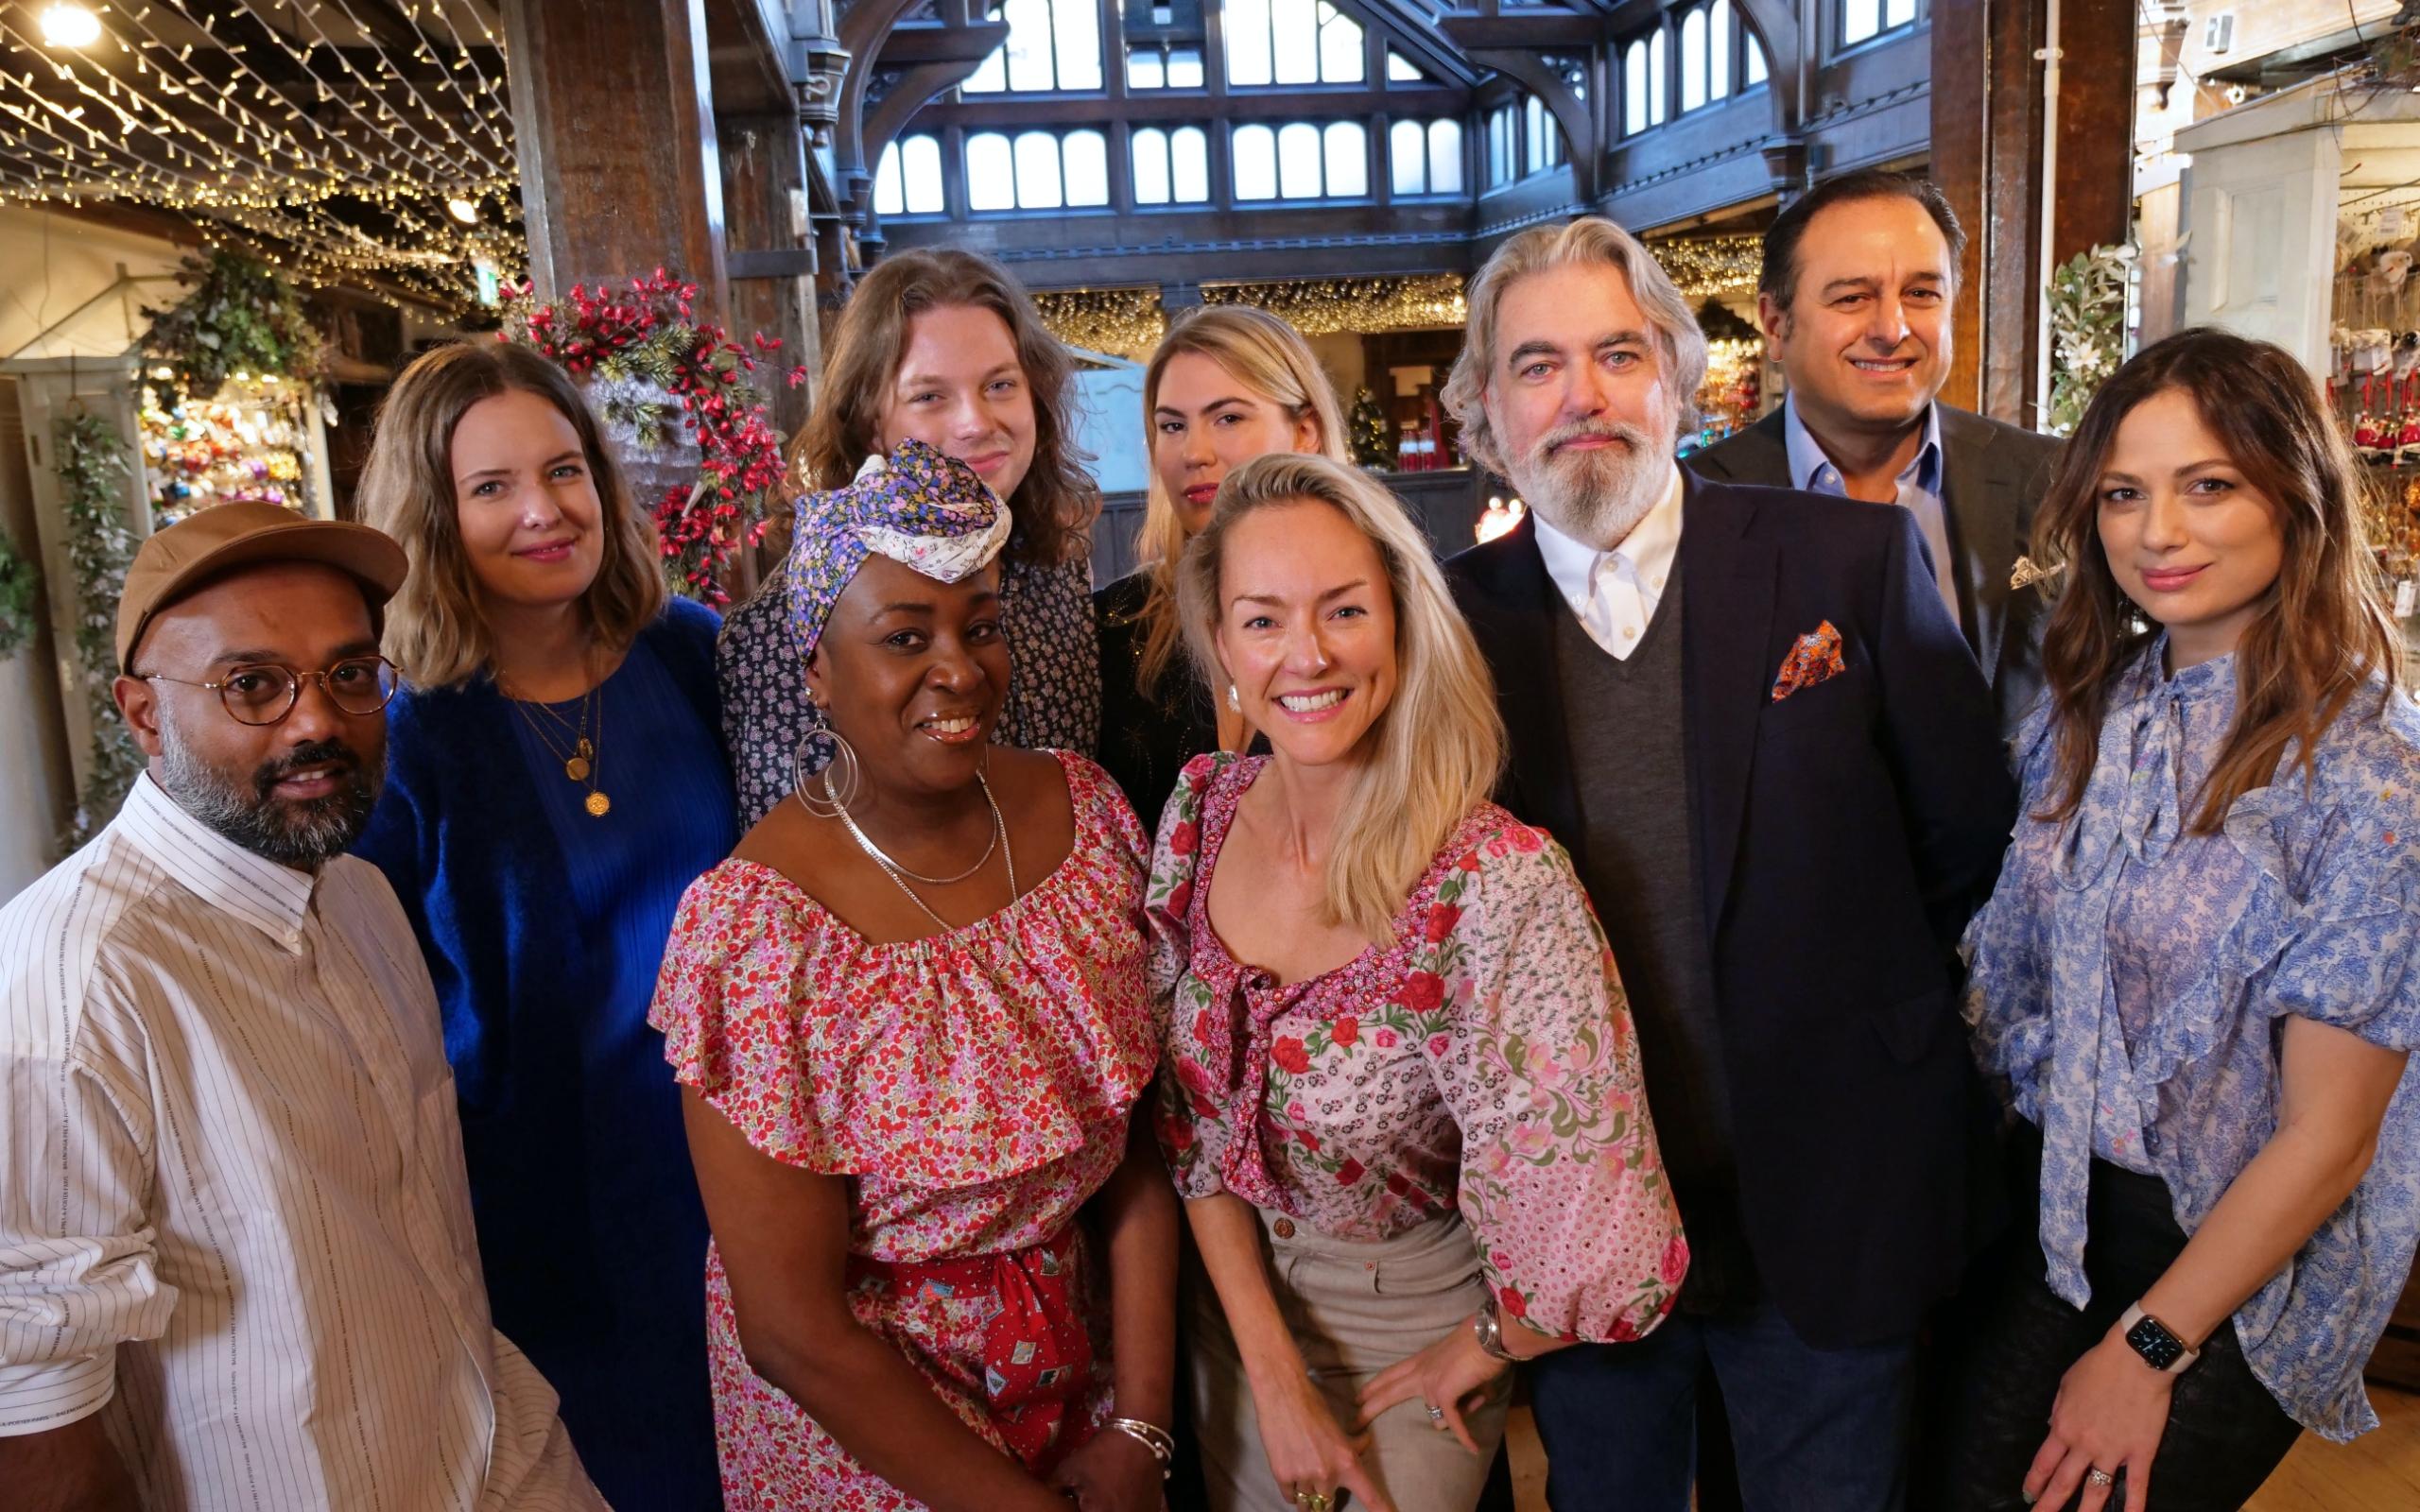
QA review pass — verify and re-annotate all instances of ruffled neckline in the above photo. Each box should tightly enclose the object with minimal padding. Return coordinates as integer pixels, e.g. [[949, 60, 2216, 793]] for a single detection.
[[658, 751, 1157, 1190]]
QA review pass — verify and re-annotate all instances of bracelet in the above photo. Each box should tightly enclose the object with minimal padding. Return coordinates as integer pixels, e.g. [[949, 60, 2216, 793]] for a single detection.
[[1106, 1417, 1175, 1479]]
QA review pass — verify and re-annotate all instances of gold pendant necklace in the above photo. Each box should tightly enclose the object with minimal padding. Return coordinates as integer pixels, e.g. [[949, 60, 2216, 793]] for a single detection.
[[504, 672, 611, 817]]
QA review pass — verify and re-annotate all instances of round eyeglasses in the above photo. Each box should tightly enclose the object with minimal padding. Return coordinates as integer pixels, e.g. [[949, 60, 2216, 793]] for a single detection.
[[144, 655, 400, 727]]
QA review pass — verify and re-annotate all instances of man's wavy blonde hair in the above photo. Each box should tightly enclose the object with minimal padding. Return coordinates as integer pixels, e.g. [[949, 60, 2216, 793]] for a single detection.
[[1178, 453, 1504, 944]]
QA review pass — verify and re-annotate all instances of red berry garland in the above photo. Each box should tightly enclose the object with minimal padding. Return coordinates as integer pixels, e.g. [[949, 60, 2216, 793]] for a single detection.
[[502, 269, 806, 604]]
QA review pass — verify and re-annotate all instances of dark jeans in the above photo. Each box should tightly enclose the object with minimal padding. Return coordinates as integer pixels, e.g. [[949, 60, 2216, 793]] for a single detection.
[[1931, 1142, 2303, 1511], [1525, 1301, 1918, 1512]]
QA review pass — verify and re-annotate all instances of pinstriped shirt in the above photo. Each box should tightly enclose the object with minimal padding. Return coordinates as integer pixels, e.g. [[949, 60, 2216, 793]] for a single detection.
[[0, 774, 605, 1511]]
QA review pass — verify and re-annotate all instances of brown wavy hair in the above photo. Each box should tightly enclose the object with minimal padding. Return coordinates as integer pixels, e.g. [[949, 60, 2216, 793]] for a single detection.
[[2034, 326, 2405, 833], [360, 341, 664, 689], [794, 248, 1094, 566]]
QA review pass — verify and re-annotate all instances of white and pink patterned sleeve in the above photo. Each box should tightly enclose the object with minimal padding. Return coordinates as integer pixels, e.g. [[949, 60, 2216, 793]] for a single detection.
[[1416, 825, 1688, 1344]]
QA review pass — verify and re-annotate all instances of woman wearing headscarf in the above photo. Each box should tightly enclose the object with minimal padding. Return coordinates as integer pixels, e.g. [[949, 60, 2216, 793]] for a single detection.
[[652, 440, 1178, 1512]]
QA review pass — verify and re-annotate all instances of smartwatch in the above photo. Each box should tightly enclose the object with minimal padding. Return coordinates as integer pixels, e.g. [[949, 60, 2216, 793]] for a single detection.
[[2119, 1303, 2201, 1375]]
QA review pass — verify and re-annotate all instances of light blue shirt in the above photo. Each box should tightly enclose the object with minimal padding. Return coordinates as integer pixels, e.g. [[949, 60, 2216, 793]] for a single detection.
[[1783, 396, 1959, 619], [1962, 642, 2420, 1441]]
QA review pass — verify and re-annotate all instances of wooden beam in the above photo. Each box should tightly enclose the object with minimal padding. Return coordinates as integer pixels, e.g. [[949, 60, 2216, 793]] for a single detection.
[[2050, 0, 2135, 266], [877, 23, 1013, 65], [1931, 0, 2043, 423], [505, 0, 731, 320], [904, 85, 1470, 127], [1438, 14, 1605, 49]]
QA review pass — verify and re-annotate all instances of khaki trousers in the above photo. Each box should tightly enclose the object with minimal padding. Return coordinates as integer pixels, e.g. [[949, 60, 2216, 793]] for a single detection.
[[1188, 1209, 1511, 1512]]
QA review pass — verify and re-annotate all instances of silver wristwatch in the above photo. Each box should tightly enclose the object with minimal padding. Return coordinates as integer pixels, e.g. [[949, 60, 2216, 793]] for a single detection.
[[1472, 1292, 1521, 1364]]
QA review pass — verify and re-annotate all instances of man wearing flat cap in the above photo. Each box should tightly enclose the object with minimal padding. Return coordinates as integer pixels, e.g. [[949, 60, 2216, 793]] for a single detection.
[[0, 503, 605, 1511]]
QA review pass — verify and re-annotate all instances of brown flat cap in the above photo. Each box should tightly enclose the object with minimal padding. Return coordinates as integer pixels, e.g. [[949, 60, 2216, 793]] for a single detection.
[[116, 502, 408, 674]]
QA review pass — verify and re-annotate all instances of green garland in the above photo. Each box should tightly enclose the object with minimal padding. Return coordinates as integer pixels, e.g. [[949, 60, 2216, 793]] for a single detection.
[[2046, 240, 2135, 438], [54, 414, 146, 850], [139, 249, 323, 401], [0, 524, 35, 662]]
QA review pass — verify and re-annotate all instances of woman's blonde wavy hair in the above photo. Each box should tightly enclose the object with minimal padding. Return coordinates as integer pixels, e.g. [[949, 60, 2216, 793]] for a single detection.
[[1178, 453, 1504, 943], [361, 341, 664, 689], [1127, 306, 1349, 697], [792, 247, 1095, 567], [2033, 326, 2407, 833]]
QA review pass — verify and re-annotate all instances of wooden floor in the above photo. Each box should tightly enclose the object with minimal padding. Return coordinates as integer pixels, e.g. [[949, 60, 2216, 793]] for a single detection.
[[1500, 1386, 2420, 1510]]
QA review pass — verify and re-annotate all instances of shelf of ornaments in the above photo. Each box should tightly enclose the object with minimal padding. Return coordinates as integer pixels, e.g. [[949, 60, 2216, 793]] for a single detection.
[[139, 376, 319, 528]]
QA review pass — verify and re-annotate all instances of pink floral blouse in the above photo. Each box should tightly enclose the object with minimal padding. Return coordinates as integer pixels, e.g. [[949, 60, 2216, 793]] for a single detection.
[[651, 750, 1158, 1509], [1150, 753, 1687, 1343]]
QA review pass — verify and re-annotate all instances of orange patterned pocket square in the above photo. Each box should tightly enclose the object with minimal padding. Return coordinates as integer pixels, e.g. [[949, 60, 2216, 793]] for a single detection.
[[1771, 621, 1846, 702]]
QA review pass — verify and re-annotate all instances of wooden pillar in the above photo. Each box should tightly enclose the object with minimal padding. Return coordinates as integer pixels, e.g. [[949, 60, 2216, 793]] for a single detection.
[[1932, 0, 2046, 424], [2049, 0, 2137, 266], [720, 113, 818, 442], [1932, 0, 2137, 426], [504, 0, 730, 321]]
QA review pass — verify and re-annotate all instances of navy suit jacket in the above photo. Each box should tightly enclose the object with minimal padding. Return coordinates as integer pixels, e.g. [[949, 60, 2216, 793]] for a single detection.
[[1690, 404, 2063, 735], [1443, 474, 2016, 1348]]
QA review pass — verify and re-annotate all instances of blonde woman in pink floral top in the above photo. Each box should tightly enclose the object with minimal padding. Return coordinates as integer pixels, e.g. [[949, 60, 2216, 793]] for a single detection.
[[651, 443, 1178, 1512], [1149, 454, 1685, 1512]]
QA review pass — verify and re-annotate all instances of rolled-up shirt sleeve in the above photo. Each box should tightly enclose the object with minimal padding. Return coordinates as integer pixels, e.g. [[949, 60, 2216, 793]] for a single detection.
[[0, 1037, 176, 1434]]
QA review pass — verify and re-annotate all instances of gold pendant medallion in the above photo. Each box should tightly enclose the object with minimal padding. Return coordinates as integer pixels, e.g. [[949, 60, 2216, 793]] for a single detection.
[[577, 737, 595, 760], [584, 790, 613, 817], [565, 756, 592, 782]]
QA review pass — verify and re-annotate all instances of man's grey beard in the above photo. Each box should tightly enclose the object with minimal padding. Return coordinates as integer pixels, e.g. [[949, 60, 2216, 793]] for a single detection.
[[1505, 418, 1676, 551], [155, 710, 384, 869]]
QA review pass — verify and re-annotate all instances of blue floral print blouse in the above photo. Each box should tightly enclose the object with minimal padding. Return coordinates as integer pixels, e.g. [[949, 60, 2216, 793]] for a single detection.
[[1962, 639, 2420, 1441]]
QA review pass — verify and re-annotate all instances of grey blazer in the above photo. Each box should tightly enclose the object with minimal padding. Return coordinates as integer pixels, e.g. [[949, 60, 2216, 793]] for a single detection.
[[1690, 404, 2063, 735]]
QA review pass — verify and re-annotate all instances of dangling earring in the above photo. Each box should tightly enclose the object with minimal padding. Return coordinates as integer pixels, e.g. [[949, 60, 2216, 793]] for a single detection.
[[791, 726, 863, 818], [1226, 683, 1241, 713]]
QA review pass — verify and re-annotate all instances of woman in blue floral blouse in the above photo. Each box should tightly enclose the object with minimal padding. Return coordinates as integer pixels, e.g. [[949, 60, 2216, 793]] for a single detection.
[[1940, 327, 2420, 1512]]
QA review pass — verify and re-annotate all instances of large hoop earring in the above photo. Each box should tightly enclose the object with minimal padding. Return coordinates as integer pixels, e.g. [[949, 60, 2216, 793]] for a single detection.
[[790, 726, 862, 818]]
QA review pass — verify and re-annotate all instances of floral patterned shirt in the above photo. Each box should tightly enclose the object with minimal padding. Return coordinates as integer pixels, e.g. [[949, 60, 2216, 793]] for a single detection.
[[718, 542, 1100, 828], [648, 751, 1156, 1511], [1963, 641, 2420, 1441], [1150, 753, 1687, 1344]]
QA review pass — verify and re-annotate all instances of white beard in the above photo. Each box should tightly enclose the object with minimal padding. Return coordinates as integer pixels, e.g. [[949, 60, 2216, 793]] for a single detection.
[[1505, 421, 1675, 551]]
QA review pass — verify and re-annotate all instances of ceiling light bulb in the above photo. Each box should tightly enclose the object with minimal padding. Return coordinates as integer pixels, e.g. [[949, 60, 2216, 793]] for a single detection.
[[39, 4, 102, 48], [446, 198, 479, 224]]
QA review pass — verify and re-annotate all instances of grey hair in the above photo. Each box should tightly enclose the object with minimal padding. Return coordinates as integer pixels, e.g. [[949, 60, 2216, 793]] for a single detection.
[[1442, 216, 1708, 473]]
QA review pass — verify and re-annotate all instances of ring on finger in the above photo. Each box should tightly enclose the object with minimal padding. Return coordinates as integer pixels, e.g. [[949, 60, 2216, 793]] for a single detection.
[[1293, 1491, 1333, 1512], [1426, 1400, 1447, 1426], [2086, 1468, 2116, 1488]]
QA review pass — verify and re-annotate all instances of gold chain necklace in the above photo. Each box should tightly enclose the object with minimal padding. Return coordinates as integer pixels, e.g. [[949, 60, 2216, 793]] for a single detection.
[[504, 675, 611, 817]]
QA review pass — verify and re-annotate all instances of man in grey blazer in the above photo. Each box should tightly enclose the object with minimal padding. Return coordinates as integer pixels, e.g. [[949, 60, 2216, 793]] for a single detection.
[[1691, 170, 2062, 734]]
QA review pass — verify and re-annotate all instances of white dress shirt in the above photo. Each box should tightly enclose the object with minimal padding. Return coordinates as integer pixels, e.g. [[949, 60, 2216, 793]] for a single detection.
[[0, 775, 604, 1512], [1532, 461, 1686, 662]]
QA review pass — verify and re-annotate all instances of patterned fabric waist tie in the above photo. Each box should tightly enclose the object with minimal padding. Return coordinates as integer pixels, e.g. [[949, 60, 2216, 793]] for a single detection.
[[847, 1224, 1098, 1471]]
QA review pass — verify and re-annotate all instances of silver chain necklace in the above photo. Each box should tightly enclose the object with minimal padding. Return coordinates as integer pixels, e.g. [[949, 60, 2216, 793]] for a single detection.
[[826, 769, 1017, 930]]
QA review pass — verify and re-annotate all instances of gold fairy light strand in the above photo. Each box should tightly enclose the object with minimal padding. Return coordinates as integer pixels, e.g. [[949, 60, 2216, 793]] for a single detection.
[[1201, 274, 1469, 335]]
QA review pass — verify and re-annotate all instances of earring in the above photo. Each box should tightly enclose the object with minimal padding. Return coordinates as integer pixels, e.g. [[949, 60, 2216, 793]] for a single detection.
[[790, 723, 862, 818], [1226, 683, 1241, 713]]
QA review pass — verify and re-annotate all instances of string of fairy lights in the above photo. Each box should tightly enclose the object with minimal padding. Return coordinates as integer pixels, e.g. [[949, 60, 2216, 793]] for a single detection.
[[1035, 237, 1762, 362], [0, 0, 524, 309]]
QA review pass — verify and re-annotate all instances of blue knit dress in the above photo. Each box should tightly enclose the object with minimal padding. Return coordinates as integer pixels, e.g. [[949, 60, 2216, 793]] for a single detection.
[[356, 596, 737, 1511]]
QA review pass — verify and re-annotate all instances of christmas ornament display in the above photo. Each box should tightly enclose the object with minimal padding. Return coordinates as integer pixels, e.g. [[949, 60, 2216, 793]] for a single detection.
[[503, 270, 805, 604]]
